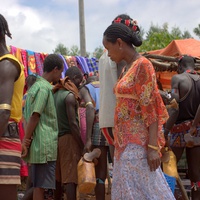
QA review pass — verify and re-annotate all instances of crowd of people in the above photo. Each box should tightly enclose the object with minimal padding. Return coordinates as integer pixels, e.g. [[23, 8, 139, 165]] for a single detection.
[[0, 11, 200, 200]]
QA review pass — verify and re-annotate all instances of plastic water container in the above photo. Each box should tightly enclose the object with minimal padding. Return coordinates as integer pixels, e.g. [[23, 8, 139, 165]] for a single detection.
[[77, 157, 96, 194], [164, 173, 176, 194]]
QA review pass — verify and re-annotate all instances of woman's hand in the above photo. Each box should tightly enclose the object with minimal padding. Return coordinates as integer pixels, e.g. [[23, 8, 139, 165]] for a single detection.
[[147, 148, 161, 171]]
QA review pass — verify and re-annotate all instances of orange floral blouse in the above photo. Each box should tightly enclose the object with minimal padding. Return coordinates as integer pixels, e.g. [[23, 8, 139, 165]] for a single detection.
[[114, 57, 168, 159]]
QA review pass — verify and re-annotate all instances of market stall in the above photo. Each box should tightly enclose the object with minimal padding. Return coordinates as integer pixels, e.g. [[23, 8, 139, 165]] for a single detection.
[[143, 38, 200, 89]]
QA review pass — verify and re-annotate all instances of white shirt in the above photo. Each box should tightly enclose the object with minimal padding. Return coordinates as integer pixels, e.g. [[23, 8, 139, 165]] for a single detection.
[[99, 51, 117, 128]]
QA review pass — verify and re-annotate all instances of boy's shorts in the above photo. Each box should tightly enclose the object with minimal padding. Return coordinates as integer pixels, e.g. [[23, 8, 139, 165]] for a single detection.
[[31, 161, 56, 189]]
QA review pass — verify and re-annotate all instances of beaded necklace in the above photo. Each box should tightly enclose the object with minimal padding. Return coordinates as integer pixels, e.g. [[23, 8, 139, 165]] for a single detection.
[[185, 69, 197, 74]]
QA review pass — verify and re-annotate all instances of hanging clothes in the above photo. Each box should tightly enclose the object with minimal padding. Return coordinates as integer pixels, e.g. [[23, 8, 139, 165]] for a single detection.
[[20, 49, 28, 77], [34, 52, 44, 76], [59, 54, 69, 78], [75, 56, 90, 74], [91, 57, 98, 72], [27, 50, 36, 75], [85, 57, 94, 72]]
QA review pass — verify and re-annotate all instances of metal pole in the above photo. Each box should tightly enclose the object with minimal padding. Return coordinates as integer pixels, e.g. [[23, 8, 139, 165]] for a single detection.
[[78, 0, 86, 57]]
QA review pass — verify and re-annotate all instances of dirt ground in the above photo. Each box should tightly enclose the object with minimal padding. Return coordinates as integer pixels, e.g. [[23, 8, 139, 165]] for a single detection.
[[76, 179, 111, 200], [18, 174, 191, 200], [18, 178, 112, 200], [78, 193, 111, 200]]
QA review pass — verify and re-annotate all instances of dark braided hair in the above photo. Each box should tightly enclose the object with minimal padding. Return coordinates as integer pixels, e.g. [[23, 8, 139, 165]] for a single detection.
[[103, 23, 142, 47], [0, 14, 12, 39]]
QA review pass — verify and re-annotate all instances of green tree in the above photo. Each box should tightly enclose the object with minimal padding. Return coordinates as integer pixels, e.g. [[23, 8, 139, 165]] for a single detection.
[[139, 26, 145, 41], [171, 26, 182, 38], [182, 30, 192, 39], [194, 24, 200, 38], [53, 44, 82, 56], [53, 43, 70, 55], [69, 45, 80, 56], [93, 46, 104, 59], [138, 23, 192, 52]]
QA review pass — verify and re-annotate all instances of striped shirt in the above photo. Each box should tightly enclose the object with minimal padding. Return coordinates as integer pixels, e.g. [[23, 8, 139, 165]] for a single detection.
[[24, 77, 58, 164]]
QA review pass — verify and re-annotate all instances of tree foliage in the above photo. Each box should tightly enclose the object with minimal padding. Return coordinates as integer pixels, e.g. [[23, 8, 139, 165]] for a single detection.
[[53, 44, 81, 56], [53, 22, 197, 57], [53, 43, 70, 55], [193, 24, 200, 38], [70, 45, 80, 56], [93, 46, 104, 59], [138, 23, 192, 53]]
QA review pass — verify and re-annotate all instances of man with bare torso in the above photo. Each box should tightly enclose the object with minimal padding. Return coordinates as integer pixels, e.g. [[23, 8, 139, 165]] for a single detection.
[[0, 14, 25, 200], [165, 55, 200, 200]]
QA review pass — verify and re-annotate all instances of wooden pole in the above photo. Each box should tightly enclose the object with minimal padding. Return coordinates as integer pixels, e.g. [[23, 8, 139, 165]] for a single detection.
[[78, 0, 86, 57], [177, 177, 189, 200], [142, 53, 200, 71]]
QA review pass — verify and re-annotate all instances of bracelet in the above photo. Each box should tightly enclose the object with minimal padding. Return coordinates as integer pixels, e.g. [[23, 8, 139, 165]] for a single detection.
[[85, 102, 93, 107], [148, 144, 160, 151], [0, 104, 11, 110]]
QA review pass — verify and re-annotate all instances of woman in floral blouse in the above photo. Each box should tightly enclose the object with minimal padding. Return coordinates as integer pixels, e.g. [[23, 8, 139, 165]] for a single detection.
[[102, 23, 175, 200]]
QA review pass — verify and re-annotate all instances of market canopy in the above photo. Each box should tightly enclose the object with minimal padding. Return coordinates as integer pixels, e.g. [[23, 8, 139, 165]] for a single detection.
[[147, 38, 200, 58], [143, 38, 200, 89]]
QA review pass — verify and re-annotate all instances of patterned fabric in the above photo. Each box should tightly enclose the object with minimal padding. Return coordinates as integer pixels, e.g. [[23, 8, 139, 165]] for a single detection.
[[101, 127, 114, 145], [20, 49, 28, 77], [58, 54, 69, 78], [34, 52, 44, 76], [76, 56, 90, 74], [27, 50, 36, 75], [0, 122, 21, 184], [112, 144, 175, 200], [91, 57, 98, 72], [92, 123, 108, 146], [79, 106, 87, 144], [65, 56, 77, 67], [0, 54, 25, 122], [23, 77, 58, 163], [114, 56, 168, 159], [85, 57, 94, 72], [170, 121, 200, 147], [18, 120, 28, 177]]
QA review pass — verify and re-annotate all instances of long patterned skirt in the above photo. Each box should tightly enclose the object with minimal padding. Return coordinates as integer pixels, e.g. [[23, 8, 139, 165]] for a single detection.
[[112, 144, 175, 200]]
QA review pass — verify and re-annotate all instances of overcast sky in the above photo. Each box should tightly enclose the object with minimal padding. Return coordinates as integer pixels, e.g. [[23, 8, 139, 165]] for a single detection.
[[0, 0, 199, 54]]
